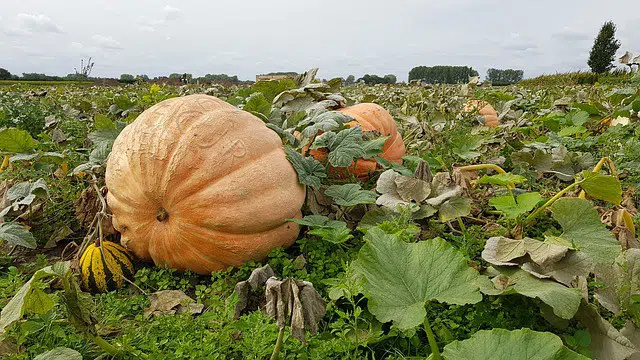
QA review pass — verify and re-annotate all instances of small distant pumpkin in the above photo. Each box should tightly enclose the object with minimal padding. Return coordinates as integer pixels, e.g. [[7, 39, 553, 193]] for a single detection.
[[79, 240, 134, 293], [464, 100, 499, 127], [306, 103, 406, 180]]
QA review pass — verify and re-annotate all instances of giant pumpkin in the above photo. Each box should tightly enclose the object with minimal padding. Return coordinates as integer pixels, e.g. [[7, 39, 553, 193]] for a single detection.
[[105, 95, 306, 274], [307, 103, 406, 179], [464, 100, 499, 127]]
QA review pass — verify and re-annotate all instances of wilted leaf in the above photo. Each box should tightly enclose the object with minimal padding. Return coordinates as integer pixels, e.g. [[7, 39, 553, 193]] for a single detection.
[[520, 251, 593, 286], [482, 237, 569, 267], [0, 222, 36, 249], [483, 267, 582, 319], [594, 249, 640, 315], [352, 228, 483, 330], [234, 264, 275, 318], [442, 328, 589, 360], [264, 277, 326, 343], [325, 184, 377, 207], [144, 290, 204, 317], [576, 303, 638, 360], [551, 198, 621, 264], [394, 176, 431, 202], [284, 147, 326, 190]]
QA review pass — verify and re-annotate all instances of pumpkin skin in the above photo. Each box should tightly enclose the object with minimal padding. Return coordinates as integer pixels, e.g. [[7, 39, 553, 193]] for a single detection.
[[307, 103, 406, 179], [464, 100, 499, 127], [79, 240, 134, 293], [105, 95, 305, 274]]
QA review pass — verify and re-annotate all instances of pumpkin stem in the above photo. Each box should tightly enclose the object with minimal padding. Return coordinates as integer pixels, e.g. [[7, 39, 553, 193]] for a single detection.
[[156, 208, 170, 222]]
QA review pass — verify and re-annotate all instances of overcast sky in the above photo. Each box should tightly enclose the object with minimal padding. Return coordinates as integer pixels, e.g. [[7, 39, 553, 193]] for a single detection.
[[1, 1, 638, 81]]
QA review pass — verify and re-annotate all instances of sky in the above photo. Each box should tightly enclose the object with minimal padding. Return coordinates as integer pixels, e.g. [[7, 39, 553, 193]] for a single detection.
[[1, 0, 638, 81]]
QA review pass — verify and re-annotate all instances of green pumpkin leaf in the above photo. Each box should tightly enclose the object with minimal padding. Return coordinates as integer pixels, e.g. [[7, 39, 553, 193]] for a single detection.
[[352, 228, 483, 330], [33, 347, 83, 360], [24, 286, 55, 315], [94, 114, 116, 130], [361, 136, 388, 159], [0, 128, 38, 153], [489, 192, 543, 219], [299, 111, 352, 138], [284, 147, 326, 190], [243, 92, 272, 118], [312, 127, 365, 168], [438, 196, 471, 222], [478, 173, 527, 186], [579, 171, 622, 205], [0, 266, 57, 338], [551, 198, 621, 264], [325, 184, 377, 207], [442, 328, 589, 360]]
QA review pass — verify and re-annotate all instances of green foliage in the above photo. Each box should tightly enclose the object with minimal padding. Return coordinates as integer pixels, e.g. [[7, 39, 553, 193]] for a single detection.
[[357, 74, 397, 85], [588, 21, 622, 73], [486, 68, 524, 85], [409, 65, 479, 84]]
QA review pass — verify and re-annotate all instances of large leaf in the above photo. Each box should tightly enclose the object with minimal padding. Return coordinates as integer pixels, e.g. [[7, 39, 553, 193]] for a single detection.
[[438, 196, 471, 222], [352, 228, 482, 330], [484, 267, 582, 319], [325, 184, 377, 207], [0, 223, 36, 249], [312, 127, 365, 167], [243, 92, 272, 118], [442, 328, 589, 360], [489, 192, 543, 219], [284, 147, 326, 190], [580, 171, 622, 205], [0, 266, 57, 338], [551, 198, 621, 264], [299, 111, 352, 137], [33, 347, 82, 360], [575, 303, 638, 360], [361, 136, 388, 159], [594, 249, 640, 316], [482, 237, 569, 267], [0, 128, 38, 153]]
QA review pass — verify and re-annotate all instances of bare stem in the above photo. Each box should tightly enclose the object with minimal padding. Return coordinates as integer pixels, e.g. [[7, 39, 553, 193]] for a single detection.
[[524, 180, 582, 225], [270, 327, 286, 360], [423, 315, 442, 360]]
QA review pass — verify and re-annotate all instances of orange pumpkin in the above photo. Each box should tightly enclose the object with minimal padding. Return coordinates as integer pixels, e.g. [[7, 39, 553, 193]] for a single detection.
[[306, 103, 406, 179], [464, 100, 499, 127], [105, 95, 306, 274]]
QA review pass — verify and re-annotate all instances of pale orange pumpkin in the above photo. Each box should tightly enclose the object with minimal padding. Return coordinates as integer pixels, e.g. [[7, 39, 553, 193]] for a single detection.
[[306, 103, 406, 179], [105, 95, 306, 274], [464, 100, 499, 127]]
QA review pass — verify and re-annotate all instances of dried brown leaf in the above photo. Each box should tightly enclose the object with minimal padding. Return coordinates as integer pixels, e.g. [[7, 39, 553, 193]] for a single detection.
[[144, 290, 203, 317]]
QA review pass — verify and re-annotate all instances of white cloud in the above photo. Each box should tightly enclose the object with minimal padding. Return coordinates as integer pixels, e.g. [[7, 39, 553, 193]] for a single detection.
[[162, 5, 181, 21], [552, 27, 591, 42], [3, 13, 63, 36], [92, 35, 123, 50]]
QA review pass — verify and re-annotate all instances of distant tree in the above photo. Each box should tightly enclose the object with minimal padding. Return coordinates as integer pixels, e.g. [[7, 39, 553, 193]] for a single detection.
[[383, 74, 397, 84], [21, 73, 62, 81], [119, 74, 135, 83], [486, 68, 524, 85], [136, 74, 150, 82], [358, 74, 397, 85], [408, 66, 478, 84], [199, 73, 240, 83], [0, 68, 11, 80], [344, 75, 355, 85], [588, 21, 621, 73], [168, 73, 182, 79]]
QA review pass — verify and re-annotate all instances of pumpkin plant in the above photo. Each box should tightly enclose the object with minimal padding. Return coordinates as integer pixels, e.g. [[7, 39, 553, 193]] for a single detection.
[[105, 95, 306, 274]]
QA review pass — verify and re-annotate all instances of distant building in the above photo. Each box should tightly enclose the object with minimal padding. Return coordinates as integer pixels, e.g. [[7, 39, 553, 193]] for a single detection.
[[255, 72, 297, 82]]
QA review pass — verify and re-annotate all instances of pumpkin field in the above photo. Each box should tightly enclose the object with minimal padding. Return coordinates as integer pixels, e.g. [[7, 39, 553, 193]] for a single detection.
[[1, 69, 640, 359]]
